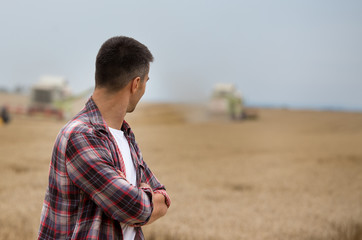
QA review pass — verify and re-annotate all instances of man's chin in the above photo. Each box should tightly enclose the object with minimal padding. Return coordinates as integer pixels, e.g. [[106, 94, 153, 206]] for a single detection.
[[126, 106, 136, 113]]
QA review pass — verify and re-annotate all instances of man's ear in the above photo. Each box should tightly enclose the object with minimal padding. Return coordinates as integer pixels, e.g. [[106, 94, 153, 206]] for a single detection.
[[130, 77, 141, 94]]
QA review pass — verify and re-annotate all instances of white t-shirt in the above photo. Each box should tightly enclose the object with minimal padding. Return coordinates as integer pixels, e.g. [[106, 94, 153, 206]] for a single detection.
[[109, 127, 137, 240]]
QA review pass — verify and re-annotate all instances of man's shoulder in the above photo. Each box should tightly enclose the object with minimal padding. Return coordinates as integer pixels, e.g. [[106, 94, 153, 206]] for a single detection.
[[59, 109, 95, 139], [56, 98, 108, 146]]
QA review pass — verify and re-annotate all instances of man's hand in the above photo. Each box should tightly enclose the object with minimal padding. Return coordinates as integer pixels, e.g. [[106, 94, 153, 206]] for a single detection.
[[138, 182, 168, 225], [139, 182, 154, 198], [117, 170, 127, 181], [144, 192, 168, 225], [140, 182, 152, 190]]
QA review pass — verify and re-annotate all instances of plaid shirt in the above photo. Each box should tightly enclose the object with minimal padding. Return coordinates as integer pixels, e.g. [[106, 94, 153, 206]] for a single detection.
[[38, 97, 171, 240]]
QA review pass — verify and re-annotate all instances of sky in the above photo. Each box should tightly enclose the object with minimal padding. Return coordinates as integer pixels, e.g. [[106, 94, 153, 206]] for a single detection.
[[0, 0, 361, 110]]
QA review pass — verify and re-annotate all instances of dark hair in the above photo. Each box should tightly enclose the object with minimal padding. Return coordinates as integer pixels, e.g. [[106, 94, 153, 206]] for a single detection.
[[95, 36, 154, 92]]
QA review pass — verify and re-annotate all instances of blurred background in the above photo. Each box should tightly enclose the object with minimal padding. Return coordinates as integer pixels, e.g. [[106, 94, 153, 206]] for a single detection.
[[1, 0, 362, 109], [0, 1, 362, 240]]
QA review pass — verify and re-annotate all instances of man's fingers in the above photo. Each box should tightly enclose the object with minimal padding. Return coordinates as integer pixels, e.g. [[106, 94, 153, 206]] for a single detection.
[[139, 182, 151, 189], [117, 170, 126, 179], [140, 182, 154, 197]]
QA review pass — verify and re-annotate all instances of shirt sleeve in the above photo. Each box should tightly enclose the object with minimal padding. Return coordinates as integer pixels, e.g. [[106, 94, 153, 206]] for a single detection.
[[139, 157, 171, 208], [65, 131, 153, 226]]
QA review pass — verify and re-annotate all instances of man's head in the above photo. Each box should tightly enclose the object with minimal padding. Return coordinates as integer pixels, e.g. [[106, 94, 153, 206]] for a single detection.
[[95, 36, 153, 93]]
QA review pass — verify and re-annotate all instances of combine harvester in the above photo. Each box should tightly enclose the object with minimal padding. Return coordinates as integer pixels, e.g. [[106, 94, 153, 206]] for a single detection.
[[208, 83, 257, 121], [28, 76, 91, 120]]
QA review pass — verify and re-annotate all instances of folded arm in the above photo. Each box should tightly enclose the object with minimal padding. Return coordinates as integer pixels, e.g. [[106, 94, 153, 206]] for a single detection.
[[136, 158, 172, 225], [137, 183, 168, 225], [65, 132, 153, 226], [116, 172, 169, 226], [145, 192, 168, 225]]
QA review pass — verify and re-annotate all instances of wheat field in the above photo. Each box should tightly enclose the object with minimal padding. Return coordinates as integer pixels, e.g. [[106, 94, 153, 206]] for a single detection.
[[0, 104, 361, 240]]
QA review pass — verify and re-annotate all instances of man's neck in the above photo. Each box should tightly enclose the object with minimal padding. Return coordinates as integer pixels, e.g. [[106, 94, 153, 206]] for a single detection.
[[92, 88, 129, 129]]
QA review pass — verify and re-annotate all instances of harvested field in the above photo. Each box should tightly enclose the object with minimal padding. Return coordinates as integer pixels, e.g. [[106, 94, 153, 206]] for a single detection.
[[0, 103, 361, 240]]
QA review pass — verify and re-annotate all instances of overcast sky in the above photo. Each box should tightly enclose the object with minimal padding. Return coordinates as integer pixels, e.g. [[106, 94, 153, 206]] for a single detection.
[[0, 0, 361, 110]]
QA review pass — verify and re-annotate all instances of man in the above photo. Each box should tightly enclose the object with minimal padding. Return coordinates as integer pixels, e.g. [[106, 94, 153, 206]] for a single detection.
[[38, 36, 171, 240]]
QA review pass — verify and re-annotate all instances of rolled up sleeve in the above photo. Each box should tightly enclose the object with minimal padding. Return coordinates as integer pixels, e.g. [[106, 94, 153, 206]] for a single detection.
[[139, 157, 171, 208]]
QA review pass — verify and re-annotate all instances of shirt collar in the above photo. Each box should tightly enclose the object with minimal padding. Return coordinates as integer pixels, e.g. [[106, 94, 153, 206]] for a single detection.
[[86, 97, 108, 132], [121, 120, 132, 136]]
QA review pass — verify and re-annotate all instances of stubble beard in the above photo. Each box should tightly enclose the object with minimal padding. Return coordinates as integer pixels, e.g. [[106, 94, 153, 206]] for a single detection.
[[126, 103, 137, 113]]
